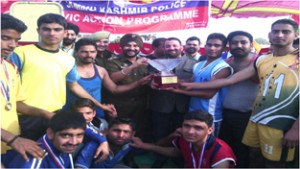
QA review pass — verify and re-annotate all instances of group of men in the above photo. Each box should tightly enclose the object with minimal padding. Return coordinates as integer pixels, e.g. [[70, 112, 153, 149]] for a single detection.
[[1, 12, 299, 168]]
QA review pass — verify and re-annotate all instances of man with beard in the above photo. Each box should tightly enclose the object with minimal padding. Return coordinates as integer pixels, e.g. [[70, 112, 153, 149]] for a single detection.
[[63, 38, 151, 120], [106, 34, 149, 139], [146, 38, 167, 74], [149, 37, 198, 167], [61, 22, 79, 56], [146, 37, 166, 59], [75, 117, 137, 168], [219, 31, 259, 168], [90, 31, 116, 69], [184, 36, 201, 61], [8, 111, 108, 168], [179, 19, 299, 168]]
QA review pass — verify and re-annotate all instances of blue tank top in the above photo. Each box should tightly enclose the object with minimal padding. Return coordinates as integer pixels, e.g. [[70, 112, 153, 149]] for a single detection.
[[189, 58, 232, 122], [63, 64, 104, 118]]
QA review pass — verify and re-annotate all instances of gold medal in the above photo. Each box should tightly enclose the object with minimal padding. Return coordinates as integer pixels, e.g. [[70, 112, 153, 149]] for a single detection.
[[5, 102, 12, 111]]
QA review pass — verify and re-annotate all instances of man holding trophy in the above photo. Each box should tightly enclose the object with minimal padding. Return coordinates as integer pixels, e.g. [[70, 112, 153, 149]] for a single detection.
[[105, 34, 150, 142], [148, 37, 199, 167]]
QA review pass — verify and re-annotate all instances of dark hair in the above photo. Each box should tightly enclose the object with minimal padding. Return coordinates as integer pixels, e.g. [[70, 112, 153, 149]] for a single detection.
[[206, 33, 227, 48], [1, 14, 27, 33], [67, 22, 80, 35], [71, 98, 95, 111], [37, 13, 67, 28], [271, 19, 298, 32], [184, 110, 213, 127], [186, 36, 201, 45], [165, 37, 182, 46], [50, 111, 86, 133], [74, 38, 97, 51], [108, 117, 136, 131], [227, 31, 253, 43], [152, 38, 166, 48]]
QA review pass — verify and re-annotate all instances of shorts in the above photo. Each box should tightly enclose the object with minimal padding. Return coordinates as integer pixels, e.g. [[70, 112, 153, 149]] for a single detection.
[[242, 121, 295, 161]]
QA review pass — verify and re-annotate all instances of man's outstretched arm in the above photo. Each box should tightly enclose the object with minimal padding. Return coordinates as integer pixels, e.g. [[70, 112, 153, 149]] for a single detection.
[[180, 63, 256, 90], [67, 81, 117, 118], [17, 102, 53, 120], [130, 137, 181, 157]]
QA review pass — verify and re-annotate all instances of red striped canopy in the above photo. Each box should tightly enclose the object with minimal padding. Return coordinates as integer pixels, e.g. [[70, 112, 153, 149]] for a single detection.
[[211, 0, 299, 18]]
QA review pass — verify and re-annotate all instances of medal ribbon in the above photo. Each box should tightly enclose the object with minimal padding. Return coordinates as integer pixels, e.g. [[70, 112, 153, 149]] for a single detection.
[[43, 135, 74, 169], [190, 140, 207, 169], [1, 61, 10, 102]]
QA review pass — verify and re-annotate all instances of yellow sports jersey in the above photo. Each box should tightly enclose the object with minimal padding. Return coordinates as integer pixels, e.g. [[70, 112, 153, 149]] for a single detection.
[[13, 45, 75, 112], [1, 59, 26, 154], [251, 49, 299, 131]]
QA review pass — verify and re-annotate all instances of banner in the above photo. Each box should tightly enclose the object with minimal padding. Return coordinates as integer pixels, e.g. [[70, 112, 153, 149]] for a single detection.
[[53, 0, 209, 34]]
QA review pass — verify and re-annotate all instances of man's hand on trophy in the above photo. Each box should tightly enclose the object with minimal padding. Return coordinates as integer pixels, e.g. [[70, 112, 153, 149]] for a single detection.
[[150, 77, 160, 90], [138, 74, 153, 86]]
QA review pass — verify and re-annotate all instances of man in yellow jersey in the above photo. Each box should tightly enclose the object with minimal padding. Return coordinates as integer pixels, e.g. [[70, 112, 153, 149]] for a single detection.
[[9, 13, 116, 141], [1, 14, 53, 167], [180, 19, 299, 167]]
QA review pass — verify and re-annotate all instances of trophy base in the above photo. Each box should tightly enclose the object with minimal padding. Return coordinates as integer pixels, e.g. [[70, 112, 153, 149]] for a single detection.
[[153, 74, 178, 89]]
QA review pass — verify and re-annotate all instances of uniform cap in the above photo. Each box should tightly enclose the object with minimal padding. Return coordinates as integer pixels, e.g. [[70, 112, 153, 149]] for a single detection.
[[90, 31, 110, 41], [120, 33, 143, 48]]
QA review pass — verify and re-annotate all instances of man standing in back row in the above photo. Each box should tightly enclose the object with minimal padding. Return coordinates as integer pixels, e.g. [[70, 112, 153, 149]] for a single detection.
[[146, 37, 166, 59], [90, 30, 116, 69], [60, 22, 80, 57], [220, 31, 259, 168], [184, 36, 201, 61]]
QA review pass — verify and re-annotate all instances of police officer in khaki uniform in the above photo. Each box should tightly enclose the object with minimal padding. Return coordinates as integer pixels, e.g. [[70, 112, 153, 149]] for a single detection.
[[106, 34, 149, 140], [90, 31, 116, 69]]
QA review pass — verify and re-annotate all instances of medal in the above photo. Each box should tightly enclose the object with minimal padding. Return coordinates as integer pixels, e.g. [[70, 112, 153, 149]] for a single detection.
[[190, 139, 207, 168], [5, 102, 12, 111]]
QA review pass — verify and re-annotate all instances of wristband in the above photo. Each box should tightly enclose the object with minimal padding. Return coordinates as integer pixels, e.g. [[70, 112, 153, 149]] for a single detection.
[[7, 135, 19, 146]]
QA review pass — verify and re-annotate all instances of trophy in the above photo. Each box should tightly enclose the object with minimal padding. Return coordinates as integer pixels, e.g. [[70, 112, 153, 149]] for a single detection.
[[148, 58, 183, 89]]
